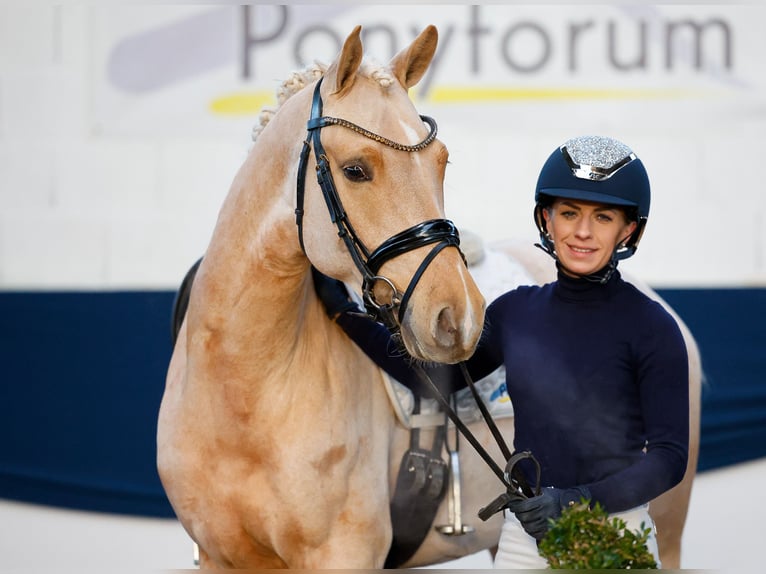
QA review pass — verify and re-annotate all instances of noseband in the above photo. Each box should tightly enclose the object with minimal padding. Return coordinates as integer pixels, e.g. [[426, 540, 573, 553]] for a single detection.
[[296, 78, 465, 331]]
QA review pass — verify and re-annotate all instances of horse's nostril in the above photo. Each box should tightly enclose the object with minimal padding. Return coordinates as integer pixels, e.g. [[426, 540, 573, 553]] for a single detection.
[[435, 307, 458, 347]]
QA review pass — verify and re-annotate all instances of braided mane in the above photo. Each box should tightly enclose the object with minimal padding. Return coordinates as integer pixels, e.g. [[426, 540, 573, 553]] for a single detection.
[[251, 60, 395, 142]]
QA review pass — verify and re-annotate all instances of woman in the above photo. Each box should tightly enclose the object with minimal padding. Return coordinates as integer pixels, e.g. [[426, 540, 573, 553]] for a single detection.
[[313, 135, 689, 568]]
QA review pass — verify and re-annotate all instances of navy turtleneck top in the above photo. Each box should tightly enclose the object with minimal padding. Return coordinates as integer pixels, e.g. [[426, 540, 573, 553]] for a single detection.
[[335, 268, 689, 513]]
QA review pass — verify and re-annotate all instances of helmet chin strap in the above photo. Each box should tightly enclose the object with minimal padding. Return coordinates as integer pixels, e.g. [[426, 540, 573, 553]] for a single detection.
[[534, 237, 620, 285], [565, 257, 619, 284]]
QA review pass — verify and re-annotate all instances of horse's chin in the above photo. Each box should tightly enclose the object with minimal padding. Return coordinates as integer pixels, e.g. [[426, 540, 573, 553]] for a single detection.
[[399, 323, 479, 365]]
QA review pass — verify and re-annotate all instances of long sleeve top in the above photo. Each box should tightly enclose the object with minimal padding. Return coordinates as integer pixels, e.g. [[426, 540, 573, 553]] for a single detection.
[[335, 268, 690, 513]]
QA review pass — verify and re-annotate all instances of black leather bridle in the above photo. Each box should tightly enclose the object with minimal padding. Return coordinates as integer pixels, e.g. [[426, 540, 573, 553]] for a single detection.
[[296, 78, 465, 332], [295, 78, 539, 512]]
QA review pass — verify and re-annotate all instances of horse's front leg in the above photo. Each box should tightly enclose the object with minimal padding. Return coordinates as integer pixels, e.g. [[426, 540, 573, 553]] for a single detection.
[[196, 542, 289, 569], [292, 531, 391, 569], [650, 479, 694, 569]]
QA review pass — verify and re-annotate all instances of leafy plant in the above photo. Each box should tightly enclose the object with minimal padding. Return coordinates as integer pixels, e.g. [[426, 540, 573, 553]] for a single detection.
[[537, 500, 658, 569]]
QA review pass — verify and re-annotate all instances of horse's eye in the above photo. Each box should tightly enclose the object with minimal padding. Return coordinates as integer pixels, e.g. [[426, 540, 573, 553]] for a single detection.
[[342, 164, 369, 182]]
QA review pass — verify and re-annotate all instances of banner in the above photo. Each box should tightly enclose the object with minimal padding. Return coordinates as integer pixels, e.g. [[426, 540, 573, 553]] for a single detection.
[[92, 5, 763, 136]]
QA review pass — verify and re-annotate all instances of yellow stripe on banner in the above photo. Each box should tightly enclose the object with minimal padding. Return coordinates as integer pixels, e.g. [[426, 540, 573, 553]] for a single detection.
[[211, 86, 695, 115], [427, 86, 692, 103], [209, 91, 275, 115]]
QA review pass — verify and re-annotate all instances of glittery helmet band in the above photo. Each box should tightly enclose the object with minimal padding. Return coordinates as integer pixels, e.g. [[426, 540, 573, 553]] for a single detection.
[[561, 135, 637, 182]]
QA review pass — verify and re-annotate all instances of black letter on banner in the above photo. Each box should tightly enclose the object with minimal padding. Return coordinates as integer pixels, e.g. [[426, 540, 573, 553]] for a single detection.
[[242, 5, 288, 79], [361, 25, 397, 59], [502, 21, 551, 73], [294, 25, 342, 68], [468, 5, 491, 74], [608, 20, 648, 71], [568, 20, 594, 72], [665, 19, 732, 71]]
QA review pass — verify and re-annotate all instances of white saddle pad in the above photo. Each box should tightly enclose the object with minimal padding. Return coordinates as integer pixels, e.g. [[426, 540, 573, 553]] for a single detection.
[[384, 244, 536, 429]]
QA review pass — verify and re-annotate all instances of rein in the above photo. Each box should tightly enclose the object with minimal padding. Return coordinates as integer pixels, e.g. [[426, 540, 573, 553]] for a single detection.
[[296, 76, 537, 520], [295, 78, 461, 332], [412, 363, 538, 512]]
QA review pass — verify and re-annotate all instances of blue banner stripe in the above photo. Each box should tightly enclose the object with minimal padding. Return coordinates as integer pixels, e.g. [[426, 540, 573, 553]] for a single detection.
[[0, 288, 763, 516]]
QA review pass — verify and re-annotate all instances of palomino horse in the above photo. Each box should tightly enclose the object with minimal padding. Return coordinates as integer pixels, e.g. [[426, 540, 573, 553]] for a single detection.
[[158, 25, 700, 569]]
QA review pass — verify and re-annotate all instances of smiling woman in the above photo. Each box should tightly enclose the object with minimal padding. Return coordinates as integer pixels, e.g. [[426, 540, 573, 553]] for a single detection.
[[542, 199, 637, 278], [533, 134, 650, 283]]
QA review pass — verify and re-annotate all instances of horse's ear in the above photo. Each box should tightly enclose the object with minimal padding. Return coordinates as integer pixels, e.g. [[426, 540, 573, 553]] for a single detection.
[[331, 25, 364, 96], [390, 25, 438, 89]]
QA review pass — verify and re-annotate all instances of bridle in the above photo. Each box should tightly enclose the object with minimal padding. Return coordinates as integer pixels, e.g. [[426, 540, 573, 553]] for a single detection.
[[295, 77, 539, 514], [295, 77, 465, 332]]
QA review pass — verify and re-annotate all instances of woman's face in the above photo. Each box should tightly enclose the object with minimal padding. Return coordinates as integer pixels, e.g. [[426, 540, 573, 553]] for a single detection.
[[543, 198, 637, 277]]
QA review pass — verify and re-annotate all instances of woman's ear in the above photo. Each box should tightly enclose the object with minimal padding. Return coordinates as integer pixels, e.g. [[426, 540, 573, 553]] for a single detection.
[[542, 207, 553, 238], [620, 221, 638, 245]]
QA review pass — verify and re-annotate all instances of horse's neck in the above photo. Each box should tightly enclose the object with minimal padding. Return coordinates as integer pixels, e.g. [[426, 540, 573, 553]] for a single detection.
[[192, 139, 313, 374]]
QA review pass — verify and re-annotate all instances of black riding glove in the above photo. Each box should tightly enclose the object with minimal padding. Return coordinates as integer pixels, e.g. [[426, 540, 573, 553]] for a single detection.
[[311, 266, 361, 320], [505, 486, 591, 541]]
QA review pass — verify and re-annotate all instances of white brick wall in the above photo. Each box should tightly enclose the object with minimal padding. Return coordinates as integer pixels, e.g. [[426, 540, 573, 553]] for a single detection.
[[0, 5, 764, 289], [0, 6, 243, 288]]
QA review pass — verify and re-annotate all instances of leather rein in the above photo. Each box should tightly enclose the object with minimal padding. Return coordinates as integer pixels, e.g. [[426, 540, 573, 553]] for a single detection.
[[295, 77, 538, 516]]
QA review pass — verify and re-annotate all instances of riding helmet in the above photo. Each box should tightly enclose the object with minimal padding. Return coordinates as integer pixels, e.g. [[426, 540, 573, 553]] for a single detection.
[[534, 135, 650, 261]]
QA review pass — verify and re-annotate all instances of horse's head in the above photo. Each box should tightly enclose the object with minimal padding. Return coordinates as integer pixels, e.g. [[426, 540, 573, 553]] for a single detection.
[[301, 26, 485, 364]]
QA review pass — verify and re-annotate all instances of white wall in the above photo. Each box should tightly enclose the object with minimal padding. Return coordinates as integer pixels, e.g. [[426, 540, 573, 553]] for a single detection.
[[1, 4, 764, 290]]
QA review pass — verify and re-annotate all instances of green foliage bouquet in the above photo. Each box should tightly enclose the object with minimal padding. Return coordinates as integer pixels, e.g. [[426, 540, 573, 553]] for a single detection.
[[537, 500, 658, 569]]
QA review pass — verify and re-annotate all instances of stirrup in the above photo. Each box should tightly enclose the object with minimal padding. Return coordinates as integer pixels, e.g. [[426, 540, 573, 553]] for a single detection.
[[435, 448, 474, 535]]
